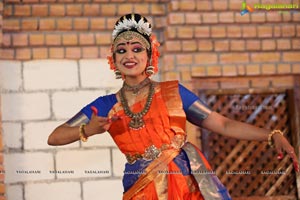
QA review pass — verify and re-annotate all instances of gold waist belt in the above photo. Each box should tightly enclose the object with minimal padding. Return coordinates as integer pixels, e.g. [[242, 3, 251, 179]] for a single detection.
[[125, 144, 171, 164], [125, 135, 186, 164]]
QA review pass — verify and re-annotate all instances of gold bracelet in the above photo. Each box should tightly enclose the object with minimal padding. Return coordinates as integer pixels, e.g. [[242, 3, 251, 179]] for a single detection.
[[268, 130, 283, 148], [79, 123, 88, 142]]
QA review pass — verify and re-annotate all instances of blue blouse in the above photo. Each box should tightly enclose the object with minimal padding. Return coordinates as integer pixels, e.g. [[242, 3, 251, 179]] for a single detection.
[[80, 83, 208, 121]]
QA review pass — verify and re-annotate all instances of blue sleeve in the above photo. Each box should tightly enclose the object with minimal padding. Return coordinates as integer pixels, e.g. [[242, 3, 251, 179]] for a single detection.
[[179, 84, 212, 125], [80, 94, 118, 119], [179, 84, 203, 111]]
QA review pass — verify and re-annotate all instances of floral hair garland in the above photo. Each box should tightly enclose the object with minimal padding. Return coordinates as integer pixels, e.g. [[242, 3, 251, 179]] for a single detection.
[[107, 45, 115, 71], [149, 35, 160, 74], [112, 18, 151, 40]]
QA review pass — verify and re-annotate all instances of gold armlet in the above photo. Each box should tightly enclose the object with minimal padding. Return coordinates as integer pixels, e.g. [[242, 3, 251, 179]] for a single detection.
[[79, 123, 88, 142], [268, 130, 283, 148]]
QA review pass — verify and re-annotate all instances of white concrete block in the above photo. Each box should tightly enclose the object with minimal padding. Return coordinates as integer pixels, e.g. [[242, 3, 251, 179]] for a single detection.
[[23, 60, 79, 90], [51, 90, 101, 119], [24, 120, 69, 150], [54, 134, 81, 148], [55, 141, 80, 149], [1, 93, 50, 121], [55, 149, 111, 179], [83, 179, 123, 200], [82, 132, 116, 148], [0, 61, 22, 91], [112, 148, 126, 177], [52, 90, 106, 120], [107, 87, 120, 94], [25, 182, 81, 200], [6, 184, 23, 200], [79, 59, 122, 89], [4, 152, 54, 183], [2, 122, 22, 149]]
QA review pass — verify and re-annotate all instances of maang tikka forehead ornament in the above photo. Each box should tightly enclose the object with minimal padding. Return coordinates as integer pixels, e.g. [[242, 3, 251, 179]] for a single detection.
[[107, 13, 160, 79]]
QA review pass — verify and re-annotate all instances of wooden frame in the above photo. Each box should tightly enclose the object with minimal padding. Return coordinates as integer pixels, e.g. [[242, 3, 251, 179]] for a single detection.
[[288, 76, 300, 200], [193, 75, 300, 199]]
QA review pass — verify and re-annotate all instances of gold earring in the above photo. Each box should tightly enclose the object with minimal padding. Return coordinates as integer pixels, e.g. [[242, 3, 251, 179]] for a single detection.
[[146, 65, 154, 76], [115, 69, 122, 79]]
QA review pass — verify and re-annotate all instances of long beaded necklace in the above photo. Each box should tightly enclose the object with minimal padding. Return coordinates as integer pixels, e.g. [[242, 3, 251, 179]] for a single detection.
[[122, 78, 151, 95], [119, 79, 155, 130]]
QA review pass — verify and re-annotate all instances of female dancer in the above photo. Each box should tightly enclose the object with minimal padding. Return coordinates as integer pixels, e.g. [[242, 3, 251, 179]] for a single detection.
[[48, 13, 299, 200]]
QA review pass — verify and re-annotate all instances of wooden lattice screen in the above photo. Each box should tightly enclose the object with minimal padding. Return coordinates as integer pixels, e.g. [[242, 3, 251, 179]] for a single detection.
[[199, 91, 298, 199]]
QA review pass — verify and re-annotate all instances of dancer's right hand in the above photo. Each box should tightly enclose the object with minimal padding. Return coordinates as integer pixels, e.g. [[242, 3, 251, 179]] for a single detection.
[[84, 106, 112, 136]]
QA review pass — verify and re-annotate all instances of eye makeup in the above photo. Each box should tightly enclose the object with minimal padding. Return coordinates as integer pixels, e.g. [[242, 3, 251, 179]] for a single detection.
[[115, 42, 146, 54]]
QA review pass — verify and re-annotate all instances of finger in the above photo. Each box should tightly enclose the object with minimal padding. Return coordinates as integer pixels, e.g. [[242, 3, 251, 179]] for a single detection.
[[110, 115, 122, 122], [287, 150, 299, 172], [293, 162, 299, 173], [96, 117, 110, 123], [91, 106, 98, 116], [105, 115, 122, 123], [287, 149, 296, 160]]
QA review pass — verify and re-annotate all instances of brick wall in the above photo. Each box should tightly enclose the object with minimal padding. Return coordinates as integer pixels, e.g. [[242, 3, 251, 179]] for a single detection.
[[163, 0, 300, 88], [162, 0, 300, 143], [1, 0, 168, 60], [1, 0, 300, 199], [0, 0, 3, 46]]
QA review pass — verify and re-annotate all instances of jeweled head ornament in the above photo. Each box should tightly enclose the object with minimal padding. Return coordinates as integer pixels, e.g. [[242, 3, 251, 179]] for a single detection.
[[112, 14, 152, 41], [107, 13, 160, 79]]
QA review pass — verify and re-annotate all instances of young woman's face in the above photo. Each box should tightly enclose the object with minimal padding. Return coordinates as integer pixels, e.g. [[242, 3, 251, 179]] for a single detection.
[[114, 38, 148, 78]]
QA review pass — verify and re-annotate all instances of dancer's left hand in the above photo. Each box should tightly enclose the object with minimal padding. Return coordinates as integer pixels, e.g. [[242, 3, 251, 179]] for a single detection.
[[273, 133, 299, 173]]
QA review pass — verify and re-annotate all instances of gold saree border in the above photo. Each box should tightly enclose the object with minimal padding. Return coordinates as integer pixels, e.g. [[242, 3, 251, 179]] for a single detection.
[[160, 81, 186, 135], [183, 142, 226, 200], [123, 149, 180, 200], [153, 167, 168, 199]]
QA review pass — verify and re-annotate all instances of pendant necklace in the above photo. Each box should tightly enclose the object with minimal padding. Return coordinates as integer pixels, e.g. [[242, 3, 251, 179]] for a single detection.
[[120, 79, 155, 130]]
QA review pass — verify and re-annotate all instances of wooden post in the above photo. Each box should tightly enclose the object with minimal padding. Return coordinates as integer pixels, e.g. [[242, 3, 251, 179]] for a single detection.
[[288, 75, 300, 199]]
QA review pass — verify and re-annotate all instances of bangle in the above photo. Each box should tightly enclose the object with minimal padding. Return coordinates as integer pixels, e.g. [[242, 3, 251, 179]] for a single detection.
[[79, 123, 88, 142], [268, 130, 283, 147]]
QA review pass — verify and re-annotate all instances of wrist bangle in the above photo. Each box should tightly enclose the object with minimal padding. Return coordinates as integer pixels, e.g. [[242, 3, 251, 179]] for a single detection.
[[268, 130, 283, 148], [79, 123, 88, 142]]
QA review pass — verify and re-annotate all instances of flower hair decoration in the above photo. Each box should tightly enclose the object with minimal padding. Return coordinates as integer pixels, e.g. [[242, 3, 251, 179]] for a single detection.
[[149, 35, 160, 74], [112, 17, 152, 40]]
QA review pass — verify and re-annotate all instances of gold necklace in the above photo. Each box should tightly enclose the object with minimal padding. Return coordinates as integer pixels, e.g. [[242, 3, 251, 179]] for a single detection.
[[120, 80, 155, 130], [122, 78, 151, 95]]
